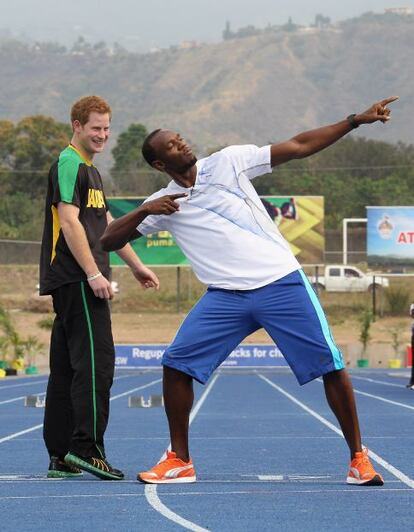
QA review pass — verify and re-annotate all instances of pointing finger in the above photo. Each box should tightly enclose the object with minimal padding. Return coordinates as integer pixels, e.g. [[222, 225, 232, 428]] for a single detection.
[[380, 96, 399, 106], [169, 193, 188, 200]]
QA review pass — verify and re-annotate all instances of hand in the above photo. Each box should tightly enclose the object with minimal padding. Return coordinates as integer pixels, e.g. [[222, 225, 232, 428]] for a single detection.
[[144, 193, 187, 216], [356, 96, 399, 125], [132, 266, 160, 290], [88, 274, 114, 300]]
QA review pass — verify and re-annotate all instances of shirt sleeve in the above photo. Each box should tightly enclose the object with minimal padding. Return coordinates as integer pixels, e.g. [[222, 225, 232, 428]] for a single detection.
[[53, 157, 82, 207], [221, 144, 272, 180]]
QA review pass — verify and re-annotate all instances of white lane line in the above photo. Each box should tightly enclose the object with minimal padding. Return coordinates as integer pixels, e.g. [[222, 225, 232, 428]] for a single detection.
[[258, 374, 414, 489], [0, 375, 154, 407], [0, 380, 48, 391], [0, 375, 157, 407], [8, 435, 410, 443], [350, 375, 404, 388], [0, 392, 46, 406], [0, 477, 404, 485], [0, 379, 162, 445], [144, 373, 219, 532], [0, 424, 44, 444], [110, 378, 162, 401], [353, 389, 414, 410], [316, 378, 414, 411], [0, 486, 411, 500]]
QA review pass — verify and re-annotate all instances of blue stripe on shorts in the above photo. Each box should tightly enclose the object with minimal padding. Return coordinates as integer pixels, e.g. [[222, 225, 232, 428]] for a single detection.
[[162, 270, 345, 385]]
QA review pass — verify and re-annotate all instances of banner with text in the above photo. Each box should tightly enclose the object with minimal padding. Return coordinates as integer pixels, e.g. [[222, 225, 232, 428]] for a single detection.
[[108, 196, 324, 266], [115, 344, 288, 368], [367, 206, 414, 268]]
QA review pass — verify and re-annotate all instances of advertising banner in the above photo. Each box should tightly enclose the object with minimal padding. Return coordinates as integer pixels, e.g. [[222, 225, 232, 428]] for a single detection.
[[367, 206, 414, 268], [108, 196, 324, 266], [114, 344, 288, 369]]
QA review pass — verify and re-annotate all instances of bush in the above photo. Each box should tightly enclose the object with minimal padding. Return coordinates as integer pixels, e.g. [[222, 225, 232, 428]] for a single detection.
[[37, 315, 54, 330], [384, 286, 410, 316], [358, 308, 373, 358]]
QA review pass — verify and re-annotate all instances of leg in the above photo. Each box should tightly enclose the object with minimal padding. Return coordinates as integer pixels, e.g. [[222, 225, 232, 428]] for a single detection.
[[256, 271, 382, 485], [67, 282, 114, 458], [163, 366, 193, 461], [138, 288, 259, 483], [62, 282, 123, 480], [43, 309, 74, 458], [256, 272, 361, 456], [323, 369, 361, 458]]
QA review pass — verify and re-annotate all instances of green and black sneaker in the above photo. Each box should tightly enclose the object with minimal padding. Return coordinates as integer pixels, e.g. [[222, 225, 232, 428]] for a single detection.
[[47, 456, 83, 479], [64, 452, 124, 480]]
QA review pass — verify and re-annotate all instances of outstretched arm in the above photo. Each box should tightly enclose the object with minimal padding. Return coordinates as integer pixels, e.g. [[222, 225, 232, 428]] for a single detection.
[[101, 193, 187, 251], [270, 96, 399, 167]]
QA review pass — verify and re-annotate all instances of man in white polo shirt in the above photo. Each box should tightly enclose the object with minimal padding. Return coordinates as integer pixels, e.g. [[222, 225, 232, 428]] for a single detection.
[[101, 96, 398, 486]]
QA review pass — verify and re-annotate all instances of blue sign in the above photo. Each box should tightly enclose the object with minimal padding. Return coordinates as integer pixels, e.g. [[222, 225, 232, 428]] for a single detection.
[[367, 206, 414, 268], [115, 344, 288, 368]]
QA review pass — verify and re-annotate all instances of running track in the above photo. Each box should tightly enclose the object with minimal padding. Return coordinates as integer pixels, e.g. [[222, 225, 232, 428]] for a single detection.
[[0, 368, 413, 531]]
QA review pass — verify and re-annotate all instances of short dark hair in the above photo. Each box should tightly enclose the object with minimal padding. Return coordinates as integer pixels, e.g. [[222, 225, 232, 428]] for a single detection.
[[142, 129, 162, 166]]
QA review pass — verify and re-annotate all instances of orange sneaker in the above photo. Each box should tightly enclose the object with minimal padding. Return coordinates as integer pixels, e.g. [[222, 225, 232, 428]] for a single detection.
[[137, 451, 196, 484], [347, 448, 384, 486]]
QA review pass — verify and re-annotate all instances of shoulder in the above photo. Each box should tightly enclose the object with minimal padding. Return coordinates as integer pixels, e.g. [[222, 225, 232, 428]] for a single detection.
[[217, 144, 271, 171], [220, 144, 263, 158], [58, 147, 83, 178]]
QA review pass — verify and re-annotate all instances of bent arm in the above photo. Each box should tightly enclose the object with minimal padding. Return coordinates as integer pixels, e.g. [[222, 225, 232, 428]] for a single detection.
[[58, 202, 100, 276], [101, 206, 147, 252], [101, 193, 187, 252]]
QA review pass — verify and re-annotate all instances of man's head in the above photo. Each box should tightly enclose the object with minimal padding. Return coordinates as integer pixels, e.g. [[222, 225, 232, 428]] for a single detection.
[[71, 96, 112, 158], [142, 129, 197, 174]]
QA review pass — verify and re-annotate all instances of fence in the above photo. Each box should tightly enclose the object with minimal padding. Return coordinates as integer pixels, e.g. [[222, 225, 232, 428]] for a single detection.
[[0, 228, 368, 265]]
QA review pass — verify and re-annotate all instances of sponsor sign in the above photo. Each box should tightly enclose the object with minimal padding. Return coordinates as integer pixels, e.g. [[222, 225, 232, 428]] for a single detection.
[[367, 206, 414, 268], [115, 344, 288, 368]]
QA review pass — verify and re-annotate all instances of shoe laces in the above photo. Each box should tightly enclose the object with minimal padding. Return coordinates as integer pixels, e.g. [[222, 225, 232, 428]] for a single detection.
[[92, 457, 110, 472], [352, 449, 375, 474]]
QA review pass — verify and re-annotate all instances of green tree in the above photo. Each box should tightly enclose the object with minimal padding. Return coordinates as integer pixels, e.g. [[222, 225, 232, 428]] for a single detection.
[[0, 115, 71, 197], [0, 115, 71, 239], [111, 123, 167, 195], [254, 136, 414, 229]]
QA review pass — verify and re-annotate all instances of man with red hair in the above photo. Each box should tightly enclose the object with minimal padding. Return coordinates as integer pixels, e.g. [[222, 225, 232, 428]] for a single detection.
[[40, 96, 159, 480]]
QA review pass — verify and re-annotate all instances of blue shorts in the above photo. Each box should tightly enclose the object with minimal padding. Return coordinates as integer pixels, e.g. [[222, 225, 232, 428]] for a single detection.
[[162, 270, 345, 385]]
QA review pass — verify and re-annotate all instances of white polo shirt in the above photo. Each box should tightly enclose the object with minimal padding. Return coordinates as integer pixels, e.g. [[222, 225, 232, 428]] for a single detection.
[[137, 145, 300, 290]]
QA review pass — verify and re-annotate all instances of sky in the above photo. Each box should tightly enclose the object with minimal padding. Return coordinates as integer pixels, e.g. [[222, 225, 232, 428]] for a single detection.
[[1, 0, 413, 51]]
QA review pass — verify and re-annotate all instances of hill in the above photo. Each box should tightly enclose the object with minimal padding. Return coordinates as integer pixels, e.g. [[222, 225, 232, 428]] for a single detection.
[[0, 12, 412, 169]]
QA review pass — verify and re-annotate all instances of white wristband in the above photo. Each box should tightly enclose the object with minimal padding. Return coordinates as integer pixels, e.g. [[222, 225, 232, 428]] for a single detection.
[[87, 272, 102, 282]]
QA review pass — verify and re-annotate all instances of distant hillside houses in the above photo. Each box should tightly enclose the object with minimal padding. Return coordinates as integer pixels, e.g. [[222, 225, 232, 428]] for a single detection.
[[223, 15, 339, 41], [223, 8, 413, 41], [385, 7, 413, 16]]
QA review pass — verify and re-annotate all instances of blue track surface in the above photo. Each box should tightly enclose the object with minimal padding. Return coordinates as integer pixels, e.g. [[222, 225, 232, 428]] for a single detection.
[[0, 368, 413, 531]]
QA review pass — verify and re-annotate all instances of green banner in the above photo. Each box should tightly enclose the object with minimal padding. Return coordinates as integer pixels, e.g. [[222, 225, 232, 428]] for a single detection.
[[108, 198, 189, 266], [107, 196, 324, 266]]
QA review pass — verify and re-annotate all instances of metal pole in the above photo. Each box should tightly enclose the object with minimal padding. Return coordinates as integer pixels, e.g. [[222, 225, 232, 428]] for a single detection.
[[315, 265, 319, 295], [372, 274, 376, 322], [343, 219, 348, 265], [342, 218, 367, 266], [176, 267, 181, 313]]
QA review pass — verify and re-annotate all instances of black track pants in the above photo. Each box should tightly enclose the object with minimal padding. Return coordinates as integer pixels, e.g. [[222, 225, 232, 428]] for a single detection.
[[43, 282, 115, 458]]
